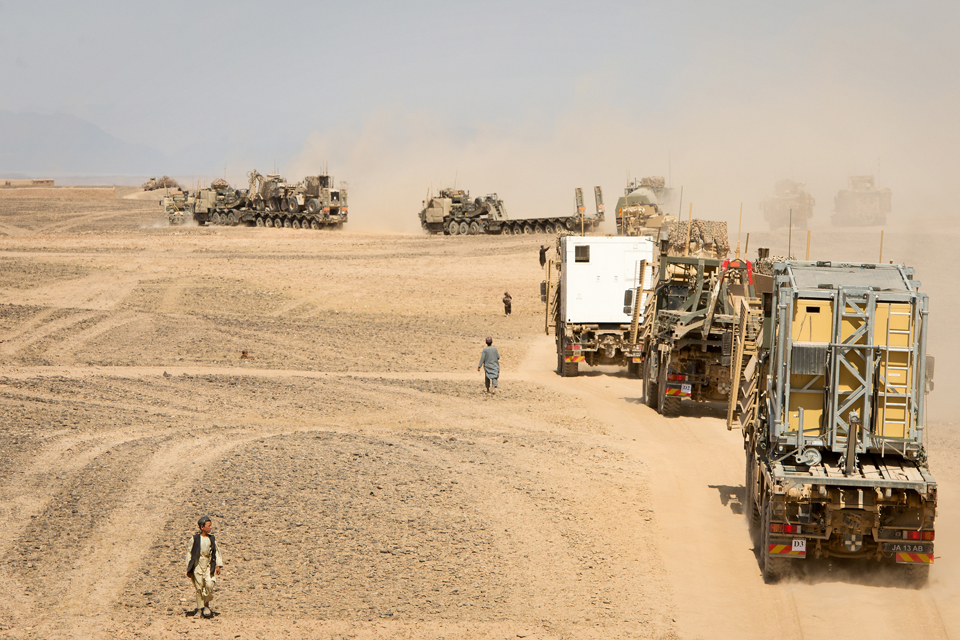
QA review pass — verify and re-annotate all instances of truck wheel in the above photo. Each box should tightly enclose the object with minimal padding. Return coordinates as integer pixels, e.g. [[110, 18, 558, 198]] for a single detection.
[[448, 220, 459, 235], [292, 219, 301, 229], [255, 198, 265, 212], [211, 212, 221, 225], [267, 197, 279, 212], [657, 354, 681, 417], [643, 354, 658, 408], [761, 494, 788, 583], [562, 360, 578, 377], [500, 225, 510, 234], [311, 220, 320, 230], [459, 221, 470, 235], [256, 216, 264, 227], [283, 218, 292, 228], [523, 224, 534, 234], [273, 217, 283, 228], [228, 212, 239, 226], [306, 199, 320, 214], [544, 223, 555, 234], [469, 221, 480, 235], [512, 224, 523, 235], [535, 224, 544, 234], [565, 218, 576, 230], [264, 217, 273, 228], [745, 446, 761, 529]]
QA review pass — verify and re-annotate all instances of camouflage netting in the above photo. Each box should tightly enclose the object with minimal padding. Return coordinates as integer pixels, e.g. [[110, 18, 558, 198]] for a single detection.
[[210, 178, 231, 190], [667, 220, 730, 257], [754, 255, 795, 276]]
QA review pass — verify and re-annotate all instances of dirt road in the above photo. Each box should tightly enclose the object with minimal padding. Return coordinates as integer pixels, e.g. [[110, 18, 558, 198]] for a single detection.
[[0, 197, 956, 640]]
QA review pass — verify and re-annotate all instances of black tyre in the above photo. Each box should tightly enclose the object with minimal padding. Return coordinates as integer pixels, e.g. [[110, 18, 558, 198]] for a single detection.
[[459, 221, 469, 235], [264, 217, 273, 228], [643, 353, 658, 408], [256, 216, 264, 227], [657, 353, 681, 417], [307, 199, 321, 214], [288, 198, 299, 213], [535, 224, 544, 234], [448, 220, 460, 235], [469, 221, 480, 235], [512, 224, 523, 235], [760, 494, 788, 583], [745, 445, 761, 529], [292, 219, 301, 229], [255, 198, 265, 212], [523, 224, 534, 234], [283, 218, 292, 228], [500, 225, 510, 234], [544, 223, 555, 234], [274, 217, 283, 228], [267, 198, 279, 212], [565, 218, 576, 230], [211, 212, 221, 225], [311, 220, 319, 230]]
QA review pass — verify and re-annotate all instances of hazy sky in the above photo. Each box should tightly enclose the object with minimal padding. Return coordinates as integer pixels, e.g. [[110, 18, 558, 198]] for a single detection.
[[2, 1, 958, 229]]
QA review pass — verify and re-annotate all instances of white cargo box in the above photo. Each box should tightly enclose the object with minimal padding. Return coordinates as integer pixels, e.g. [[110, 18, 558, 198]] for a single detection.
[[560, 236, 655, 324]]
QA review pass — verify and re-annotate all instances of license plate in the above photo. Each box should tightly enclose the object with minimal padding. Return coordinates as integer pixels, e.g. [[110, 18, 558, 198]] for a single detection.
[[681, 383, 692, 394], [881, 542, 933, 554]]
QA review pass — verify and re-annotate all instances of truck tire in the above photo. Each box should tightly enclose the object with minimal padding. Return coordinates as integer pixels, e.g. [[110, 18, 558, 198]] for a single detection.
[[311, 220, 320, 230], [267, 197, 280, 212], [287, 198, 299, 213], [228, 212, 239, 226], [535, 224, 544, 234], [211, 212, 222, 225], [255, 198, 265, 212], [264, 217, 273, 228], [512, 224, 523, 235], [643, 353, 658, 408], [469, 221, 480, 235], [459, 221, 470, 235], [562, 360, 579, 377], [565, 218, 576, 230], [499, 225, 510, 234], [523, 224, 534, 234], [292, 219, 301, 229], [657, 354, 681, 417], [256, 216, 265, 227], [307, 199, 321, 214], [544, 222, 555, 234], [745, 447, 761, 528], [283, 217, 292, 228], [273, 216, 283, 228], [760, 494, 788, 583], [448, 220, 460, 235]]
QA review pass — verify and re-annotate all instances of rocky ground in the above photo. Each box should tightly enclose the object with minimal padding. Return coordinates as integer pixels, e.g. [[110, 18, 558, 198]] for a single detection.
[[0, 197, 957, 640]]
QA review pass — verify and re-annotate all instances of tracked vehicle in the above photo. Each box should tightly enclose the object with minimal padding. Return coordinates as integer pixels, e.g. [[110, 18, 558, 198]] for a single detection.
[[419, 187, 603, 235], [731, 259, 937, 582]]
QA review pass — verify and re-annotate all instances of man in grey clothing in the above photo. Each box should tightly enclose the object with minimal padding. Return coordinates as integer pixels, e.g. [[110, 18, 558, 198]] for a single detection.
[[477, 336, 500, 393]]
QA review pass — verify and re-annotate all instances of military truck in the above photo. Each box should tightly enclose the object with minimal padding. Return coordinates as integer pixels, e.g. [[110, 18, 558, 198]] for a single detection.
[[731, 259, 937, 582], [160, 171, 349, 229], [639, 242, 755, 417], [419, 187, 603, 235], [546, 235, 656, 377], [162, 191, 192, 225], [833, 175, 891, 226], [615, 177, 676, 237], [761, 180, 815, 230], [143, 176, 180, 191]]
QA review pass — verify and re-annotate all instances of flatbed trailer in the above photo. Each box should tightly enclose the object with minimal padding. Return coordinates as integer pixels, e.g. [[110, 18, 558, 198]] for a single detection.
[[733, 260, 937, 582]]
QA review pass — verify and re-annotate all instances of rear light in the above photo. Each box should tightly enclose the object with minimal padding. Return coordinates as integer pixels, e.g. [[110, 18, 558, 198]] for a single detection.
[[905, 531, 935, 541], [668, 374, 687, 381], [571, 344, 582, 350], [770, 523, 801, 534]]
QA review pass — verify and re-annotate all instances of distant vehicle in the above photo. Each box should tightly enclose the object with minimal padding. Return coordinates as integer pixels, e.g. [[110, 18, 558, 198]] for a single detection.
[[761, 180, 815, 230], [418, 187, 603, 235], [143, 176, 180, 191], [833, 175, 891, 226]]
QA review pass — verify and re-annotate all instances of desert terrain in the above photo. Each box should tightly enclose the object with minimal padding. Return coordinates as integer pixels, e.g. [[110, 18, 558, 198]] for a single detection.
[[0, 193, 958, 640]]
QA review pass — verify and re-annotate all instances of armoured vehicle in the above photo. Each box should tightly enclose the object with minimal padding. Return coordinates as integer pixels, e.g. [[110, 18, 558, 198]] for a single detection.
[[162, 191, 193, 225], [545, 235, 657, 377], [419, 187, 603, 235], [833, 175, 891, 226], [143, 176, 180, 191], [639, 241, 754, 417], [761, 180, 815, 230], [615, 177, 676, 237], [731, 259, 936, 582], [159, 170, 348, 229]]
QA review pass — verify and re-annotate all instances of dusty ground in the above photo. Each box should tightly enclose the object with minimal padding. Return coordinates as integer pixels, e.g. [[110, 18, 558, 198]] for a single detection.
[[0, 198, 957, 640]]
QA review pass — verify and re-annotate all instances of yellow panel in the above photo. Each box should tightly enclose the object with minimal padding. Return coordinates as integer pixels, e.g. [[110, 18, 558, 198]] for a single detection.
[[786, 373, 824, 433], [792, 300, 833, 343]]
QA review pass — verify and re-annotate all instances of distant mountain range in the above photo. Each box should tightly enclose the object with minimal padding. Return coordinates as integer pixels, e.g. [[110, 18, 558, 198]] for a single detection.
[[0, 110, 169, 177]]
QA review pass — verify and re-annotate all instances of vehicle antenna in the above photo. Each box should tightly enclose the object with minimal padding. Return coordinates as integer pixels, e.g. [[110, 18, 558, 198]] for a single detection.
[[735, 203, 743, 259], [676, 186, 683, 220], [806, 230, 811, 261], [788, 208, 793, 258], [879, 229, 884, 263], [685, 203, 693, 256]]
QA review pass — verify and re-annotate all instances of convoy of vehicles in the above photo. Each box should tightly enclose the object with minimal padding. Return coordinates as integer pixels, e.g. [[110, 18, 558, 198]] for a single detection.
[[419, 186, 604, 235], [761, 179, 815, 230], [161, 170, 347, 229]]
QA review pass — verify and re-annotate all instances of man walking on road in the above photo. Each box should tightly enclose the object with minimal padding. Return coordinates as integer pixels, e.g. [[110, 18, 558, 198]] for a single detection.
[[539, 245, 548, 268], [502, 292, 512, 316], [186, 516, 224, 619], [477, 336, 500, 394]]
